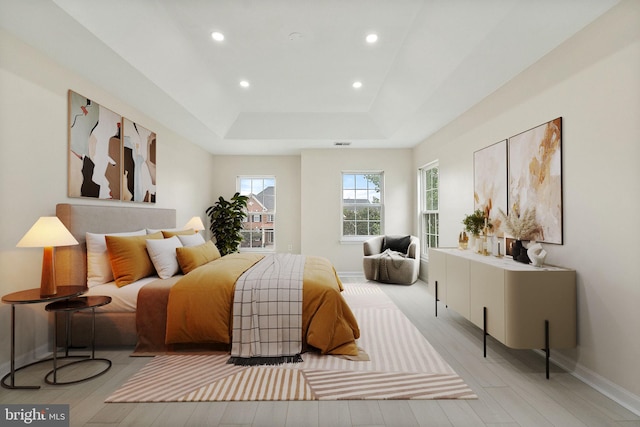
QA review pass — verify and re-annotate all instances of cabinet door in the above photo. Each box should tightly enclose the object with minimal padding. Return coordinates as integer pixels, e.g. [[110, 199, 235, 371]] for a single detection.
[[428, 249, 447, 304], [469, 261, 505, 343], [445, 254, 469, 317]]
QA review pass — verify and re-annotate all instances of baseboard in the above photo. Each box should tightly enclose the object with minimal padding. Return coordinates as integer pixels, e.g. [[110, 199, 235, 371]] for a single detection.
[[337, 271, 363, 278], [0, 343, 51, 381], [534, 349, 640, 417]]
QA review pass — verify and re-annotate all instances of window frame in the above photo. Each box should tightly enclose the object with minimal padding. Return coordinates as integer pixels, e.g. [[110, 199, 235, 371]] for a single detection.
[[237, 176, 276, 252], [340, 171, 384, 243], [419, 161, 439, 260]]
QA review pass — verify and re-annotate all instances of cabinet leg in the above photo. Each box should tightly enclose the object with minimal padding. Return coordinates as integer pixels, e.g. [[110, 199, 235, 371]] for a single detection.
[[545, 320, 550, 379], [483, 306, 487, 358], [435, 281, 438, 317]]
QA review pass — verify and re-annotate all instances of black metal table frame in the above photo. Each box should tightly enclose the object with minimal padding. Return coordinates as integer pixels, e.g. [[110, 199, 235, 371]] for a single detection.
[[1, 286, 86, 390], [45, 296, 112, 385]]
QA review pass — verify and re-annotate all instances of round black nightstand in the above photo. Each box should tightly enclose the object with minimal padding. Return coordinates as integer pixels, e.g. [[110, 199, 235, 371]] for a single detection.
[[44, 295, 112, 385]]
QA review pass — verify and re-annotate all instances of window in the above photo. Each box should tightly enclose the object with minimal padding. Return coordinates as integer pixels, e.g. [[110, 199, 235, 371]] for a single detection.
[[341, 172, 383, 239], [420, 162, 439, 258], [238, 176, 275, 251]]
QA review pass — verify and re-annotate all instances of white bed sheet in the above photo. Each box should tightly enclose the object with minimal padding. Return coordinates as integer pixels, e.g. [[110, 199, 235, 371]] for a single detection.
[[83, 275, 183, 312]]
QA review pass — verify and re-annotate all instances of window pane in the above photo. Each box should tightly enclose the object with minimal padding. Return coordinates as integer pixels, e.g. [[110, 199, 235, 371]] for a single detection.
[[356, 221, 369, 235], [238, 176, 276, 251], [420, 164, 439, 257], [343, 221, 355, 235], [342, 172, 383, 238]]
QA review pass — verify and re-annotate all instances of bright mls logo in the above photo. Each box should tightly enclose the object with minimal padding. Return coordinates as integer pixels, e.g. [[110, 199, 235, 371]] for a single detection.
[[1, 405, 69, 426]]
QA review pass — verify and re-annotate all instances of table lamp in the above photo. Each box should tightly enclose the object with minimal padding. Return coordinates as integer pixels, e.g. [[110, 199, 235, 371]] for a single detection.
[[16, 217, 79, 297], [183, 216, 205, 233]]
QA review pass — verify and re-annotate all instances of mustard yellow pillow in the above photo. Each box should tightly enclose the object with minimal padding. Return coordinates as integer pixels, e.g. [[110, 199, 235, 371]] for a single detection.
[[106, 231, 163, 287], [162, 229, 195, 238], [176, 240, 221, 274]]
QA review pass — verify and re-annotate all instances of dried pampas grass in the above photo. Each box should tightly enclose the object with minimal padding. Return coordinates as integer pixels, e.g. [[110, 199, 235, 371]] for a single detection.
[[498, 207, 538, 240]]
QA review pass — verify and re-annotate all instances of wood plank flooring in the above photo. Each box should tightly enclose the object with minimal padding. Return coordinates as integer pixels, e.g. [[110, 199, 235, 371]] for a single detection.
[[1, 278, 638, 427]]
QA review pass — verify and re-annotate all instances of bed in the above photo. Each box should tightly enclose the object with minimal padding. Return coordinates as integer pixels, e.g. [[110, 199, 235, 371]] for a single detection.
[[53, 203, 360, 360]]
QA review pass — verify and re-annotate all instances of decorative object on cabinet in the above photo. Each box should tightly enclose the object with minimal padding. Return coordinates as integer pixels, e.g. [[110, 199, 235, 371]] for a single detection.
[[462, 209, 492, 237], [68, 90, 157, 203], [527, 243, 548, 267], [508, 117, 563, 244], [458, 231, 469, 250], [17, 217, 79, 297], [474, 139, 507, 231], [498, 207, 538, 263]]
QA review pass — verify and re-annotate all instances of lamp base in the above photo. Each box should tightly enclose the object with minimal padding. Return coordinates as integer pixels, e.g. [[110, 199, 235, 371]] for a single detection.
[[40, 246, 57, 297]]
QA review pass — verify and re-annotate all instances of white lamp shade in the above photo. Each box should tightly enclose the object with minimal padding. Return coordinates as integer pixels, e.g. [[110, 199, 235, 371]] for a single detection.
[[183, 216, 205, 232], [17, 217, 79, 248]]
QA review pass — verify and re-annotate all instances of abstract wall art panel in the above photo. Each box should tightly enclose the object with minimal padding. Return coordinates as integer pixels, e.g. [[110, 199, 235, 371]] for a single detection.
[[68, 90, 122, 200], [68, 90, 156, 203], [122, 118, 156, 203], [474, 140, 507, 233], [508, 117, 563, 244]]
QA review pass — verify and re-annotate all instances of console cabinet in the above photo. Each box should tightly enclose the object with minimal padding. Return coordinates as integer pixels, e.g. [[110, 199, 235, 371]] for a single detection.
[[429, 248, 576, 376]]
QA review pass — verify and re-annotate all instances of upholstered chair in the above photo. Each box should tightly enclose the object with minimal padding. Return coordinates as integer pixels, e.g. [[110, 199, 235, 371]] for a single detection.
[[363, 235, 420, 285]]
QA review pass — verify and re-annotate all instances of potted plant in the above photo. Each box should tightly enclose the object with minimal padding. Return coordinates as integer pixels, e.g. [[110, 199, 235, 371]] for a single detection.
[[462, 209, 492, 236], [206, 192, 249, 256]]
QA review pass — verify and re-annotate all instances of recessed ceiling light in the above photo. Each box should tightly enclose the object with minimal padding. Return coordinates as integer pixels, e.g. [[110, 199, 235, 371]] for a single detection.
[[352, 81, 362, 89], [366, 33, 378, 44], [211, 31, 225, 42], [239, 80, 250, 88]]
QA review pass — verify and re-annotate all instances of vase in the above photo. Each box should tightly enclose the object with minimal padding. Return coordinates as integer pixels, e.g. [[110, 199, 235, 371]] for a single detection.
[[511, 240, 530, 264]]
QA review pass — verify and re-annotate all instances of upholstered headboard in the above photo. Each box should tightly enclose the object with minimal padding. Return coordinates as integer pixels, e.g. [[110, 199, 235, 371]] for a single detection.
[[55, 203, 176, 286]]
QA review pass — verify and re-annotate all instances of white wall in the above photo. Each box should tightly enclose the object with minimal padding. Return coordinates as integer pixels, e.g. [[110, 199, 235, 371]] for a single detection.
[[209, 155, 302, 253], [210, 149, 415, 274], [0, 30, 215, 368], [301, 149, 415, 273], [414, 0, 640, 410]]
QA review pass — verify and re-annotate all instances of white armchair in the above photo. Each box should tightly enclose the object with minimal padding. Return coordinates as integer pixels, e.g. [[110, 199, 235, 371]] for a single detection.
[[363, 235, 420, 285]]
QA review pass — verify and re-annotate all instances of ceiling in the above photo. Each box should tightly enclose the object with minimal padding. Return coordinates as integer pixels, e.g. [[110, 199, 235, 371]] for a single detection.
[[0, 0, 619, 155]]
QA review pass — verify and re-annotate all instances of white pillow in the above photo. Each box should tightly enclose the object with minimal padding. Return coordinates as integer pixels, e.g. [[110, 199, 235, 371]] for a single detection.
[[146, 236, 183, 279], [177, 233, 206, 247], [86, 229, 146, 287]]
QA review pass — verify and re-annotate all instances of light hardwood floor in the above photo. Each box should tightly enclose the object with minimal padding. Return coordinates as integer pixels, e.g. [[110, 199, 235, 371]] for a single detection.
[[2, 278, 639, 427]]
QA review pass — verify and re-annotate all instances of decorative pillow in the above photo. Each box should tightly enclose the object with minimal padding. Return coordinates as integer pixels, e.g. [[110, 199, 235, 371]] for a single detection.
[[146, 236, 183, 279], [106, 231, 163, 287], [86, 229, 146, 287], [177, 233, 206, 247], [383, 235, 412, 254], [176, 240, 221, 274], [162, 229, 195, 238]]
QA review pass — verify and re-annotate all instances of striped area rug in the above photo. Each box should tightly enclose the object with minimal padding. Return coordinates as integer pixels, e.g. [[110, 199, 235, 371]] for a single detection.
[[106, 282, 476, 402]]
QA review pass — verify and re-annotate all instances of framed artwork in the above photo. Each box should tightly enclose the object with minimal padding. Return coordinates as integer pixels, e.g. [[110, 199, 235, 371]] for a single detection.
[[68, 90, 156, 203], [122, 119, 157, 203], [507, 117, 563, 244], [68, 91, 122, 200], [474, 140, 507, 233]]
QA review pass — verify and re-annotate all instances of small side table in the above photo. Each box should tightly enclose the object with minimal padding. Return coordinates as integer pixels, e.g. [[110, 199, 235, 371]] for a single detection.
[[44, 296, 112, 385], [1, 286, 86, 389]]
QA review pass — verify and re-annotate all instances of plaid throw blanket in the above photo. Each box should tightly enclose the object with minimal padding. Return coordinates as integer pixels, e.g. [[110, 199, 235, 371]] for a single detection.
[[229, 254, 305, 366]]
